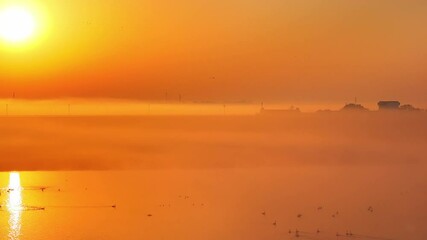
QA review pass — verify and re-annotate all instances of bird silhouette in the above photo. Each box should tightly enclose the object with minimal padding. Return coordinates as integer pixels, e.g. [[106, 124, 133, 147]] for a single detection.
[[346, 230, 353, 237], [295, 229, 300, 238]]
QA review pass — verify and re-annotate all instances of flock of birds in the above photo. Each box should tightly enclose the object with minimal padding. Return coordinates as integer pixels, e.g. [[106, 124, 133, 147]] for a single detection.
[[142, 193, 388, 240], [0, 186, 115, 211], [0, 185, 395, 240], [260, 206, 379, 239], [148, 195, 206, 217]]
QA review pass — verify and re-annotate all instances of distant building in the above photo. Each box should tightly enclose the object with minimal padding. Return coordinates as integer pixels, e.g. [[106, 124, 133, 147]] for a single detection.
[[378, 101, 400, 110], [341, 103, 368, 111], [400, 104, 420, 111]]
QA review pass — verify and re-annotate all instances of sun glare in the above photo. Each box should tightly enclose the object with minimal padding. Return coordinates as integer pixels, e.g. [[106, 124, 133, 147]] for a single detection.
[[8, 172, 21, 190], [7, 172, 22, 240], [0, 6, 36, 43]]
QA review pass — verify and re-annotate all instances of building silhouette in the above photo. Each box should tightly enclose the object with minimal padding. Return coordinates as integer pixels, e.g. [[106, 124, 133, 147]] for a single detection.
[[378, 101, 400, 110], [399, 104, 420, 111], [341, 103, 368, 111]]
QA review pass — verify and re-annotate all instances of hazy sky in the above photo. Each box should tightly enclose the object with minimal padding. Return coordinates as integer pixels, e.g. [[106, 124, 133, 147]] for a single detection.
[[1, 0, 426, 103]]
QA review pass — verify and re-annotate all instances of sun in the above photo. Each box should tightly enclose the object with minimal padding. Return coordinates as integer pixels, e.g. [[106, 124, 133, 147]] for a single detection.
[[0, 6, 36, 43]]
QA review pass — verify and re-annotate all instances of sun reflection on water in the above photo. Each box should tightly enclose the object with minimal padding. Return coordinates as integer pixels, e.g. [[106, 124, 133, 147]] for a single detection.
[[6, 172, 22, 240]]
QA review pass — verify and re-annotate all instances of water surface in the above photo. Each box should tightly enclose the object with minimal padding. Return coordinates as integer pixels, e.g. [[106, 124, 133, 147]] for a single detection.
[[0, 166, 425, 240]]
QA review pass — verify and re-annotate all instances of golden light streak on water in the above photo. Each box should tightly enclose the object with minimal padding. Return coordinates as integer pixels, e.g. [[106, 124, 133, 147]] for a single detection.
[[6, 172, 22, 240]]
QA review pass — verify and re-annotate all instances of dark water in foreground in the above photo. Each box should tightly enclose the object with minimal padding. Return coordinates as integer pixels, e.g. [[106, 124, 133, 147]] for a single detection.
[[0, 166, 426, 240]]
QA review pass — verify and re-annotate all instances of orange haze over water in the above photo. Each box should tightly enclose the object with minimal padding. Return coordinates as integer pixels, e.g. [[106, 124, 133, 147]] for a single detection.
[[1, 1, 427, 240]]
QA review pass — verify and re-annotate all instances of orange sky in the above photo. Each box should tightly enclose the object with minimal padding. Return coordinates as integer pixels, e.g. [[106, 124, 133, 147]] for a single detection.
[[1, 0, 427, 104]]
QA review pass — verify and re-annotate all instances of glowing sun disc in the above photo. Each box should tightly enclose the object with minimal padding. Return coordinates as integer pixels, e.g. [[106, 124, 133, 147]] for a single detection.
[[0, 6, 36, 43]]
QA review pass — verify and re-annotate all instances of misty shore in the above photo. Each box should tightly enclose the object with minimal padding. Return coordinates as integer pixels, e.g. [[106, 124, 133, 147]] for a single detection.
[[1, 112, 426, 171]]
